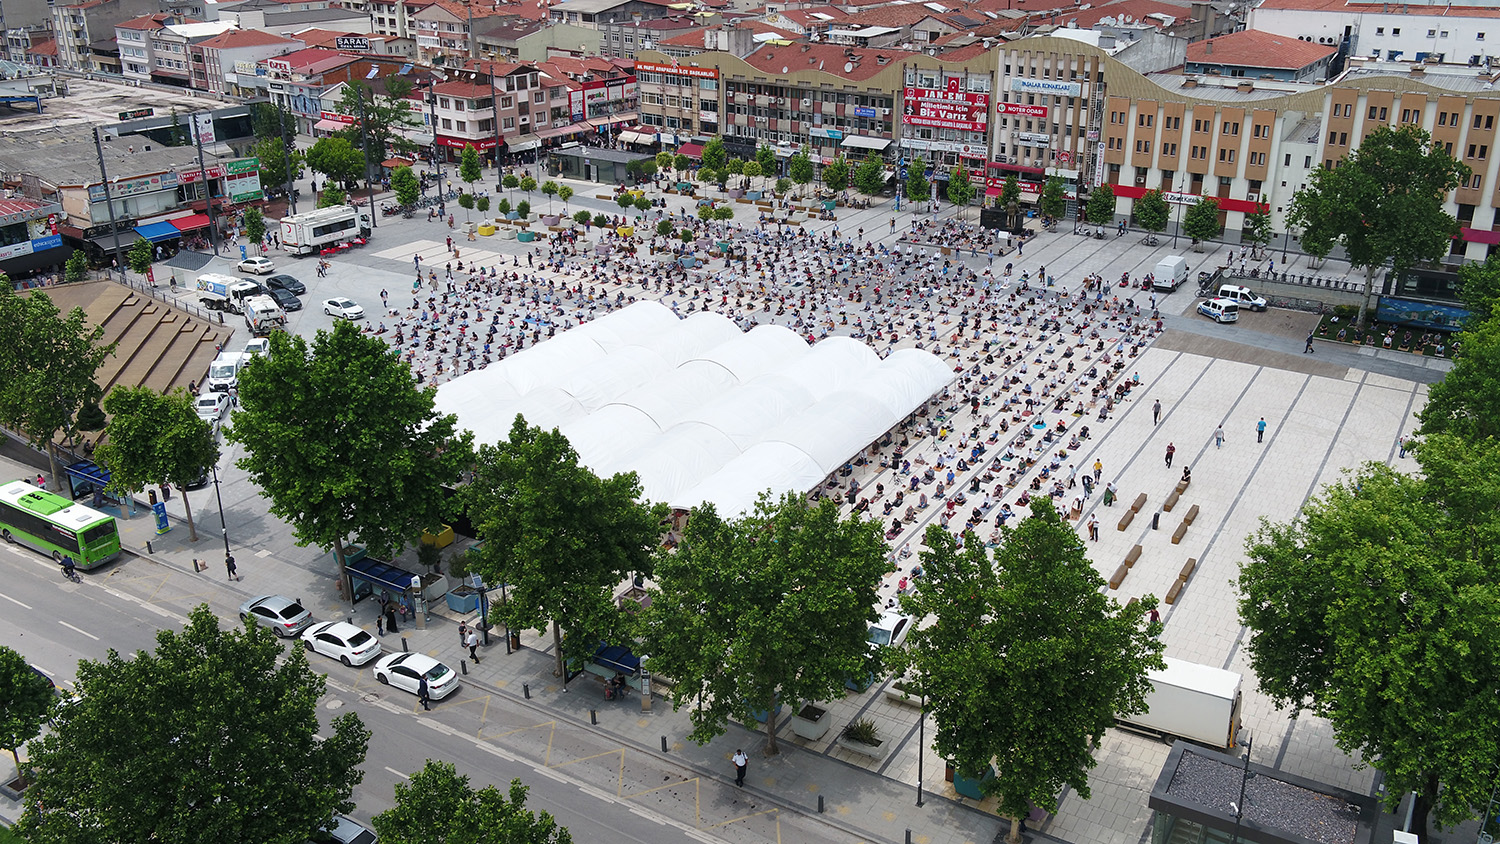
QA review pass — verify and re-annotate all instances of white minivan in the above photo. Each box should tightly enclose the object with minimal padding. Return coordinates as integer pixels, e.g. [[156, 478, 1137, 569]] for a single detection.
[[1152, 256, 1190, 291], [206, 352, 249, 392], [1216, 284, 1268, 311], [1197, 298, 1240, 324]]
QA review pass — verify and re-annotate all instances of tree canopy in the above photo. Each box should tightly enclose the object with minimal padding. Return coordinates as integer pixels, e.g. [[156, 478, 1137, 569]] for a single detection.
[[305, 137, 363, 187], [127, 237, 152, 276], [822, 156, 849, 193], [1085, 184, 1116, 226], [0, 645, 53, 777], [1242, 208, 1273, 255], [946, 167, 975, 208], [788, 151, 814, 188], [253, 136, 302, 196], [334, 77, 419, 163], [701, 137, 727, 172], [94, 386, 218, 542], [1133, 189, 1169, 234], [372, 761, 572, 844], [17, 605, 370, 844], [464, 415, 664, 680], [392, 165, 419, 208], [999, 173, 1020, 209], [1182, 197, 1224, 244], [225, 321, 472, 598], [642, 493, 888, 754], [1040, 177, 1067, 220], [904, 156, 929, 202], [892, 505, 1161, 836], [852, 157, 884, 197]]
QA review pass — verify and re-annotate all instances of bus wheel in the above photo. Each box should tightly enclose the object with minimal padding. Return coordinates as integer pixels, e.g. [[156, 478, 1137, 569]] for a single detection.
[[51, 550, 62, 562], [1, 529, 11, 543]]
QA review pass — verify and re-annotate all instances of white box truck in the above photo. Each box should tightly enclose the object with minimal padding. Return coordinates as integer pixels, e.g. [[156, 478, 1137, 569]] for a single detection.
[[243, 295, 286, 336], [195, 273, 262, 314], [1152, 256, 1190, 291], [1116, 657, 1243, 749], [278, 205, 372, 255]]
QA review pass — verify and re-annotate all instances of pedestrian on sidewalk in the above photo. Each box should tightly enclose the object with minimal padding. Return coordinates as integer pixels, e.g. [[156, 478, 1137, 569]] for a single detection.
[[225, 553, 238, 581], [467, 629, 480, 664], [459, 621, 468, 647], [1304, 332, 1315, 353], [1398, 435, 1410, 458], [1165, 443, 1176, 468], [1152, 399, 1162, 425], [1256, 417, 1266, 443], [732, 749, 748, 787], [418, 676, 431, 711], [1087, 516, 1099, 542], [1103, 482, 1117, 506], [1214, 425, 1225, 449], [1093, 459, 1103, 482], [1150, 608, 1160, 625], [1067, 464, 1077, 488]]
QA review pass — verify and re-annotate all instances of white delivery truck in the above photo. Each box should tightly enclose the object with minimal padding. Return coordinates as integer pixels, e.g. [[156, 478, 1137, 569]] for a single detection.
[[1116, 657, 1244, 749], [1152, 255, 1190, 291], [243, 295, 286, 336], [278, 205, 373, 255], [196, 273, 262, 314]]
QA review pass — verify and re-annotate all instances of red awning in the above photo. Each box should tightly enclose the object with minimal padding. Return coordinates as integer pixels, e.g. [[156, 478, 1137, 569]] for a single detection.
[[985, 186, 1001, 196], [1461, 226, 1500, 244], [170, 213, 211, 232], [678, 142, 705, 160], [536, 123, 583, 139], [989, 161, 1047, 176]]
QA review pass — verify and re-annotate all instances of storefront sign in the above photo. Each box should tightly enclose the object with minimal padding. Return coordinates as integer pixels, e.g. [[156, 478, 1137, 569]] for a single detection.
[[900, 138, 986, 155], [999, 102, 1048, 117], [810, 127, 844, 140], [1093, 141, 1105, 186], [226, 157, 260, 175], [88, 172, 178, 203], [179, 165, 227, 184], [853, 106, 877, 118], [699, 110, 718, 124], [634, 61, 718, 79], [1015, 131, 1051, 147], [117, 108, 154, 121], [319, 110, 356, 124], [335, 36, 370, 51], [1011, 77, 1082, 98], [193, 114, 216, 146], [902, 79, 989, 133], [569, 89, 585, 122], [0, 233, 62, 262], [226, 171, 263, 203]]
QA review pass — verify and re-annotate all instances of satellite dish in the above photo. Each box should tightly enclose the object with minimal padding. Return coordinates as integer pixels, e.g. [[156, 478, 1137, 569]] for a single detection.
[[844, 61, 855, 72], [782, 65, 789, 72]]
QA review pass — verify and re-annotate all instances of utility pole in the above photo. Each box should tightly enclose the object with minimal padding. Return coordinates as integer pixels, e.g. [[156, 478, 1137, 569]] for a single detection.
[[488, 63, 504, 187], [281, 107, 297, 215], [356, 86, 378, 228], [425, 80, 445, 201], [192, 113, 220, 255], [92, 126, 126, 282]]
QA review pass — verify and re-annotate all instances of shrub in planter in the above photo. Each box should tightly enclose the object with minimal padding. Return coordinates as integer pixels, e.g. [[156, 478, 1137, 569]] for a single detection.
[[518, 200, 531, 218], [841, 717, 881, 746], [417, 541, 442, 571], [574, 210, 592, 226], [657, 220, 674, 237], [593, 213, 610, 229]]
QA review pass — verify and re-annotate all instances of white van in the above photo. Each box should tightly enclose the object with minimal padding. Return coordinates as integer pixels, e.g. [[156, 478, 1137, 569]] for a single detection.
[[1197, 298, 1239, 324], [1152, 256, 1189, 291], [206, 352, 249, 392], [1216, 284, 1268, 311]]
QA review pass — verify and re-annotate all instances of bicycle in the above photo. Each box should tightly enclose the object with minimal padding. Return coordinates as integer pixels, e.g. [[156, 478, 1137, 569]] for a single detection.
[[61, 558, 80, 583]]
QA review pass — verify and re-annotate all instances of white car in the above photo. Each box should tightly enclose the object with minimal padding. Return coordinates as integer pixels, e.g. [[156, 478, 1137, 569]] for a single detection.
[[194, 392, 229, 429], [372, 652, 460, 700], [237, 256, 275, 274], [867, 609, 914, 649], [301, 621, 382, 667], [323, 297, 365, 320], [243, 338, 270, 358]]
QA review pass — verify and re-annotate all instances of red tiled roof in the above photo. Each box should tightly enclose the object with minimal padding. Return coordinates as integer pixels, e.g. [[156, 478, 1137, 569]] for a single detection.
[[1255, 0, 1500, 14], [27, 37, 57, 57], [840, 6, 951, 27], [196, 29, 301, 48], [1186, 29, 1337, 69], [742, 42, 916, 80], [657, 27, 708, 46], [116, 14, 176, 31]]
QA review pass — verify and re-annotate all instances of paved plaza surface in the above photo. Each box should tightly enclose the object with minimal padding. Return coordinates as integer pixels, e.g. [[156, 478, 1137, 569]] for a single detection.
[[0, 164, 1447, 844]]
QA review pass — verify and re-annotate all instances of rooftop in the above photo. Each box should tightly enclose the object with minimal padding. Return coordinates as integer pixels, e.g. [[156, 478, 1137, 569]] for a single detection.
[[1188, 28, 1337, 69], [741, 41, 916, 81], [194, 28, 301, 48], [1255, 0, 1500, 15], [548, 0, 676, 13], [116, 14, 179, 31], [0, 129, 226, 188]]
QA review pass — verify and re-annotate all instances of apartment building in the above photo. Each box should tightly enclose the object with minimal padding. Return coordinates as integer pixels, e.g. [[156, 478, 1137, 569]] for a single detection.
[[1250, 0, 1500, 67], [52, 0, 158, 72], [116, 15, 235, 88], [190, 28, 302, 95], [426, 62, 554, 159], [547, 0, 674, 31]]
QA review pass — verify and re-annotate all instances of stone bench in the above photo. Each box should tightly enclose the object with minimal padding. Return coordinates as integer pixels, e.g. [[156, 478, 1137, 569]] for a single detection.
[[1118, 510, 1135, 530], [1124, 545, 1142, 568], [1163, 490, 1180, 512], [1184, 504, 1200, 525], [1131, 493, 1147, 513], [1165, 579, 1184, 604], [1171, 520, 1188, 544], [1175, 479, 1190, 494], [1179, 558, 1197, 582], [1109, 564, 1128, 589]]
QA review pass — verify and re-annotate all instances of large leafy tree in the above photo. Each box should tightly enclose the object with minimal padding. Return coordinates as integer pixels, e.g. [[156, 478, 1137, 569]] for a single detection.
[[226, 322, 473, 600], [305, 136, 364, 188], [946, 166, 975, 209], [335, 77, 419, 162], [464, 415, 664, 681], [904, 155, 929, 202], [0, 285, 115, 485], [1086, 184, 1116, 226], [16, 605, 370, 844], [243, 207, 265, 251], [63, 249, 89, 284], [126, 237, 152, 276], [1454, 252, 1500, 316], [392, 164, 420, 208], [822, 156, 849, 193], [1040, 176, 1067, 220], [892, 505, 1161, 842], [459, 143, 482, 205], [643, 493, 888, 755], [788, 150, 813, 192], [0, 645, 53, 779], [999, 173, 1020, 209], [252, 136, 302, 197], [755, 143, 777, 181], [94, 386, 218, 542], [700, 137, 727, 173], [1182, 197, 1223, 246], [251, 101, 296, 142], [1133, 188, 1169, 235], [854, 156, 885, 197], [1242, 208, 1273, 257], [1287, 124, 1468, 327], [373, 761, 572, 844], [1238, 452, 1500, 844]]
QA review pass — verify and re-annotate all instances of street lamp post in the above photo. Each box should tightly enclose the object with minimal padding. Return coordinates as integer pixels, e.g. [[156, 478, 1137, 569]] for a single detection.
[[210, 463, 231, 569], [1171, 199, 1183, 250], [1229, 736, 1254, 844]]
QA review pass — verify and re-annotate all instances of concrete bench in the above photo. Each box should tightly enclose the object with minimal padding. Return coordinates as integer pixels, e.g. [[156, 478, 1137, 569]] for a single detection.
[[1184, 504, 1200, 525], [1165, 579, 1184, 604], [1124, 545, 1142, 568], [1179, 558, 1197, 582], [1163, 490, 1180, 512], [1131, 493, 1148, 513], [1175, 479, 1190, 494], [1118, 510, 1135, 530], [1109, 564, 1128, 589], [1171, 521, 1188, 544]]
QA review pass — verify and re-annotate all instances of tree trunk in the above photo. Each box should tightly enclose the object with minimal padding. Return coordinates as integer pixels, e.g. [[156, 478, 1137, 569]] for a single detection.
[[765, 695, 781, 756], [552, 620, 566, 683], [1007, 814, 1023, 844], [332, 534, 352, 607], [181, 487, 198, 542], [1411, 774, 1440, 844], [1357, 264, 1377, 331], [44, 439, 59, 499]]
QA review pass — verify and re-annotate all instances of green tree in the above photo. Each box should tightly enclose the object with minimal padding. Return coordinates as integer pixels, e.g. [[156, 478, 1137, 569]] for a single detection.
[[1288, 124, 1468, 328], [94, 386, 217, 541], [225, 322, 473, 602], [17, 605, 369, 844], [1133, 188, 1170, 235], [517, 200, 530, 218], [1040, 176, 1067, 220], [558, 185, 573, 212], [0, 645, 53, 779], [643, 493, 887, 755], [775, 177, 791, 195], [755, 144, 776, 181], [459, 143, 482, 194], [1453, 251, 1500, 315], [742, 160, 762, 189], [573, 209, 591, 226], [633, 195, 651, 213], [823, 156, 849, 194], [1182, 197, 1223, 246], [946, 166, 975, 209], [0, 286, 115, 485], [253, 136, 302, 196], [673, 153, 691, 177], [373, 761, 573, 844], [1238, 454, 1500, 844], [712, 205, 734, 222], [1085, 183, 1116, 226], [656, 219, 674, 237], [63, 249, 89, 284], [502, 173, 520, 202], [904, 156, 929, 202], [317, 186, 347, 209], [893, 507, 1162, 842], [999, 173, 1020, 208], [458, 192, 475, 222], [655, 151, 674, 173], [127, 237, 153, 276], [335, 77, 419, 162], [701, 137, 727, 173], [464, 415, 664, 682], [854, 156, 885, 197], [243, 207, 265, 252], [788, 150, 814, 193], [477, 195, 491, 216], [615, 193, 635, 211], [592, 213, 609, 230], [1418, 307, 1500, 441], [1242, 208, 1273, 257], [304, 136, 363, 188], [392, 165, 420, 208], [726, 158, 744, 177], [541, 180, 559, 212], [250, 101, 296, 142], [519, 174, 537, 201]]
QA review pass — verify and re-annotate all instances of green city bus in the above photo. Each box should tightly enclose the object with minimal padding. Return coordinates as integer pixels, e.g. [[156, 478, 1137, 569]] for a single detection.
[[0, 479, 121, 569]]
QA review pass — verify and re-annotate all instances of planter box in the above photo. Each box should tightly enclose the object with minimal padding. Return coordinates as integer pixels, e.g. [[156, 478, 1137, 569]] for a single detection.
[[747, 190, 762, 200], [422, 524, 455, 548], [500, 228, 517, 240], [445, 588, 480, 613], [952, 766, 996, 800], [790, 704, 831, 740], [421, 572, 450, 602], [835, 733, 891, 760], [541, 215, 560, 226], [517, 231, 536, 242], [884, 683, 923, 707], [727, 189, 744, 199]]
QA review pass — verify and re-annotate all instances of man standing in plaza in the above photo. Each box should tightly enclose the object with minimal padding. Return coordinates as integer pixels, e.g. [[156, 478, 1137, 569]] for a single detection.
[[1214, 425, 1225, 449], [466, 628, 480, 664], [1153, 399, 1162, 425], [1165, 442, 1175, 468], [1087, 515, 1099, 542], [1256, 417, 1267, 443]]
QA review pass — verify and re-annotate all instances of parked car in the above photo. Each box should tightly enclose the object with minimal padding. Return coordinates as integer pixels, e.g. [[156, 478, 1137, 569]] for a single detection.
[[311, 814, 378, 844], [1197, 298, 1240, 324], [372, 652, 459, 700], [244, 337, 270, 358], [1216, 284, 1268, 311], [239, 595, 313, 638], [301, 621, 382, 667], [238, 256, 275, 274], [266, 274, 306, 294], [323, 297, 364, 320], [269, 288, 303, 311], [194, 392, 229, 430], [867, 609, 914, 649]]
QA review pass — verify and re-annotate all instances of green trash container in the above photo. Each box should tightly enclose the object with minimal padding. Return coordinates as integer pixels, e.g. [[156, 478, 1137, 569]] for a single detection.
[[517, 231, 535, 242], [823, 199, 836, 211]]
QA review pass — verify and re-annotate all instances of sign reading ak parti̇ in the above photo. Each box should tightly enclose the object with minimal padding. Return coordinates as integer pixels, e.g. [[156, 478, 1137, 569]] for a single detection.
[[118, 108, 154, 121]]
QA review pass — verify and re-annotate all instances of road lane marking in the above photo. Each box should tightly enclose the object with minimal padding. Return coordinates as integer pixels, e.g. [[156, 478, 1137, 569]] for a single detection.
[[385, 766, 410, 779], [0, 591, 31, 609], [58, 620, 99, 640]]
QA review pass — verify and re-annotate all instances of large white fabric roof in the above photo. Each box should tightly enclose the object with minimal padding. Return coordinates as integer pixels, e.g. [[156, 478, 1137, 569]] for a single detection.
[[435, 301, 953, 515]]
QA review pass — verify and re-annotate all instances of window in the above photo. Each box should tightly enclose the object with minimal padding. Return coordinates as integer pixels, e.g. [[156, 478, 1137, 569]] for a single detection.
[[1218, 148, 1236, 163], [1428, 28, 1437, 37], [500, 96, 512, 109], [440, 117, 451, 129], [1253, 123, 1269, 138], [1376, 26, 1384, 34], [1285, 153, 1292, 166], [1370, 106, 1379, 120], [502, 116, 515, 130], [1305, 155, 1313, 167], [1222, 121, 1239, 135], [1138, 113, 1153, 127], [1164, 142, 1178, 156], [1135, 139, 1151, 153], [1340, 132, 1348, 145], [453, 100, 464, 112], [455, 120, 466, 132], [1488, 114, 1496, 130]]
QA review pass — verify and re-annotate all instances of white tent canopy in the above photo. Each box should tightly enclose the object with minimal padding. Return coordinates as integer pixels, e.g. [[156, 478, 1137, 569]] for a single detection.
[[436, 301, 953, 516]]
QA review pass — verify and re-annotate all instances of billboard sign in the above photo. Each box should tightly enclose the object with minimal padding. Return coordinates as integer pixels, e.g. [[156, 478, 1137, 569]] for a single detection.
[[335, 36, 371, 51], [634, 60, 717, 79], [999, 102, 1048, 117], [901, 78, 989, 133], [1011, 77, 1082, 98], [89, 172, 178, 203]]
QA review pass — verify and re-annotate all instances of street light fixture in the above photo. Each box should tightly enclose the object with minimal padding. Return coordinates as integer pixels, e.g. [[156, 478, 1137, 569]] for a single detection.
[[211, 463, 232, 571]]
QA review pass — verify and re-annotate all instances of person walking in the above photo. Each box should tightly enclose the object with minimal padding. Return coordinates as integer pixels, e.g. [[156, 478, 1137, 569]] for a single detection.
[[459, 621, 468, 648], [732, 749, 748, 787], [1256, 417, 1266, 443], [1066, 464, 1077, 488], [1398, 435, 1409, 458], [225, 553, 238, 582], [1152, 399, 1162, 425], [34, 473, 44, 489], [1214, 425, 1225, 449], [1103, 482, 1117, 506], [466, 628, 480, 664], [418, 676, 431, 711], [1087, 515, 1099, 541], [1304, 331, 1315, 353], [1092, 459, 1103, 483], [1165, 442, 1176, 468]]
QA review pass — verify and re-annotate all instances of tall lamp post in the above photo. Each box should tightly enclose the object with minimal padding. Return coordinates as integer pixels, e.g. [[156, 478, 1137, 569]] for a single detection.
[[1171, 198, 1184, 249], [211, 463, 232, 572], [1229, 735, 1254, 844]]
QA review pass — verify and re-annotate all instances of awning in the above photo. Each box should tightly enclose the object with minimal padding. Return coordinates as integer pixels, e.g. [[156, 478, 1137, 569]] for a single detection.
[[589, 112, 637, 129], [1020, 190, 1040, 203], [313, 118, 345, 132], [985, 186, 1001, 197], [1461, 226, 1500, 244], [133, 221, 182, 243], [508, 134, 541, 152], [536, 123, 583, 139], [678, 142, 705, 159], [170, 213, 211, 232], [407, 131, 434, 146], [381, 157, 414, 168], [841, 135, 892, 151], [619, 130, 654, 145]]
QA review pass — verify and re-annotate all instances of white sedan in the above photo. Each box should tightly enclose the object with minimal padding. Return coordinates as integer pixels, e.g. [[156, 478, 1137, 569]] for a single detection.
[[194, 392, 229, 430], [372, 652, 460, 700], [237, 256, 275, 274], [323, 297, 365, 320], [300, 621, 382, 667]]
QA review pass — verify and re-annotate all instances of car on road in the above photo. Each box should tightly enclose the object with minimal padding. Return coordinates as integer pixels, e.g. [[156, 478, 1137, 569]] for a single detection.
[[194, 392, 229, 429], [312, 814, 378, 844], [269, 288, 303, 311], [238, 256, 275, 274], [266, 274, 305, 295], [1197, 297, 1240, 324], [372, 652, 459, 700], [244, 338, 270, 358], [867, 608, 914, 649], [301, 621, 382, 667], [239, 595, 313, 638], [323, 297, 364, 320]]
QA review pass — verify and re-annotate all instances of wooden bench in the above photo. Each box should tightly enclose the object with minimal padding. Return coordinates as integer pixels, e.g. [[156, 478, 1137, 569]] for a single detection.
[[1124, 545, 1142, 568], [1171, 521, 1188, 544], [1175, 479, 1190, 494], [1179, 558, 1197, 582], [1163, 490, 1180, 512], [1165, 579, 1184, 604], [1118, 510, 1135, 530], [1109, 564, 1128, 589], [1131, 493, 1148, 513], [1184, 504, 1200, 525]]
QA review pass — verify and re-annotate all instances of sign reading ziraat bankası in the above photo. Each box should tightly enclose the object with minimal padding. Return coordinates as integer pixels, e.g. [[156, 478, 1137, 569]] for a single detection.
[[902, 78, 989, 133]]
